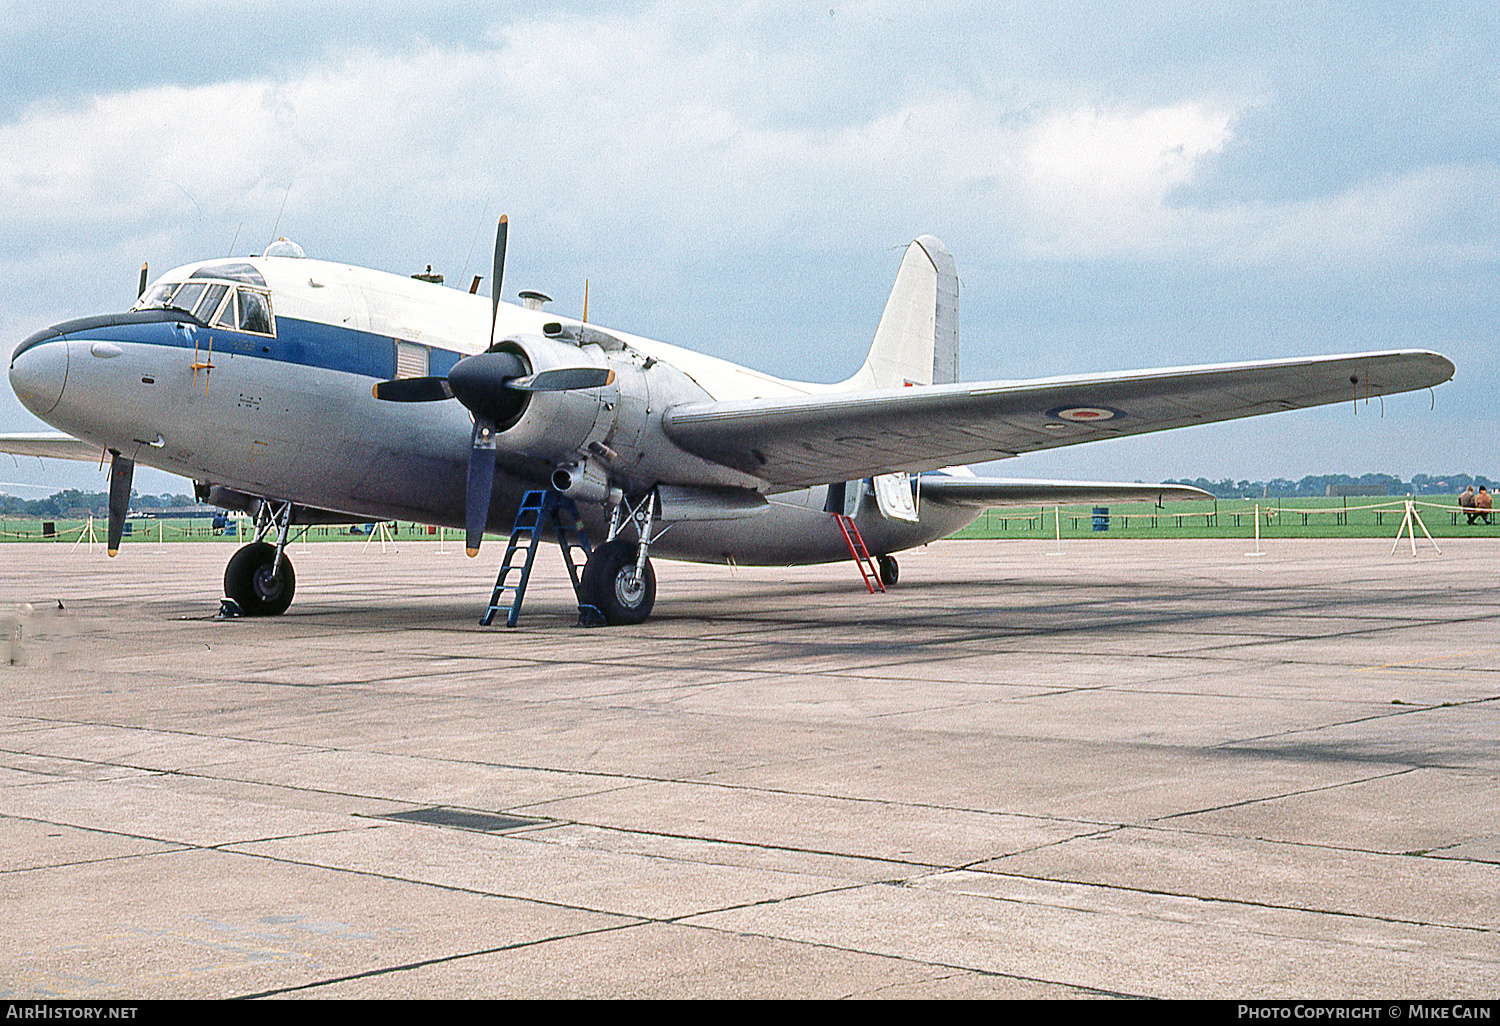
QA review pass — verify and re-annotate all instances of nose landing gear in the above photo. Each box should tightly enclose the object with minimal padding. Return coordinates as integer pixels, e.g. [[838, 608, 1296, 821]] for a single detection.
[[223, 500, 298, 616]]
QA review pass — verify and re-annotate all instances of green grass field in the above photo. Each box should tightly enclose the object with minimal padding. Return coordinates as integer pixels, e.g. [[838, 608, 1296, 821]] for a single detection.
[[0, 494, 1492, 544], [947, 494, 1494, 540]]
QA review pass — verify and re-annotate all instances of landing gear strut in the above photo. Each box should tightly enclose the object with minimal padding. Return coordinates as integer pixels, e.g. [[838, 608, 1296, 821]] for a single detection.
[[224, 501, 297, 616], [579, 491, 659, 625]]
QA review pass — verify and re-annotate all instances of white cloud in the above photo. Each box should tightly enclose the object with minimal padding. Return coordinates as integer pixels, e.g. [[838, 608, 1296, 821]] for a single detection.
[[1024, 103, 1235, 202], [0, 10, 1487, 287]]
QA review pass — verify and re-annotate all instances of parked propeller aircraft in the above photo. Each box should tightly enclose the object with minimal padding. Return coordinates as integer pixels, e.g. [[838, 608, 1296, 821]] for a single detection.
[[4, 221, 1455, 624]]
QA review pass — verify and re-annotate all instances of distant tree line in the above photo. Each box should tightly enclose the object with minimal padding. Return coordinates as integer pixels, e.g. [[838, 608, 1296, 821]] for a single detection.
[[3, 474, 1498, 515], [1163, 473, 1498, 498], [0, 490, 197, 517]]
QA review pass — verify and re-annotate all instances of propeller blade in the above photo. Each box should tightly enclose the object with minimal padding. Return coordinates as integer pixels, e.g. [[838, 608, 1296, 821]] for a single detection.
[[107, 453, 134, 557], [506, 367, 616, 391], [137, 262, 148, 299], [489, 215, 507, 348], [464, 417, 498, 556], [372, 376, 454, 402]]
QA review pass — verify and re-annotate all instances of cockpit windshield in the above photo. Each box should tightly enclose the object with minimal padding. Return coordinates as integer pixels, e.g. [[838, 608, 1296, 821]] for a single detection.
[[135, 282, 180, 310], [132, 278, 275, 337]]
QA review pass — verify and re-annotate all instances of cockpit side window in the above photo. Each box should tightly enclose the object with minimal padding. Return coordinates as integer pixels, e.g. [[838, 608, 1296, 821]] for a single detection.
[[238, 290, 273, 336], [215, 291, 238, 330], [196, 283, 229, 322]]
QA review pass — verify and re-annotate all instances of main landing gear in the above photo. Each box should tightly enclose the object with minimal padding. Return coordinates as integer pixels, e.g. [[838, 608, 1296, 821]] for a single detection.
[[579, 490, 659, 625], [224, 500, 297, 616]]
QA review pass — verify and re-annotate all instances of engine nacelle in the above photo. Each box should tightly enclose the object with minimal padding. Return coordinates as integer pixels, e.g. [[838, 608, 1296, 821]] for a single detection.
[[491, 334, 622, 465]]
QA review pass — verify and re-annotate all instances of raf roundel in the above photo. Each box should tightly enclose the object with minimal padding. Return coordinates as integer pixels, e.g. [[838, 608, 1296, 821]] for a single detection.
[[1047, 405, 1125, 423]]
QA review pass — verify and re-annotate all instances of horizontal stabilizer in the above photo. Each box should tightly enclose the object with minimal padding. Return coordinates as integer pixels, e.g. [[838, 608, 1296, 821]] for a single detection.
[[0, 432, 100, 461], [919, 476, 1213, 508]]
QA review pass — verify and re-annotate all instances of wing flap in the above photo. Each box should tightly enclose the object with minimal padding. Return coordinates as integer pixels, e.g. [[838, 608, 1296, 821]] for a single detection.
[[662, 350, 1453, 487]]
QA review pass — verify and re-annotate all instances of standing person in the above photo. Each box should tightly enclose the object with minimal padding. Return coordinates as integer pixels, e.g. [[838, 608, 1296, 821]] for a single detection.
[[1477, 486, 1493, 525], [1460, 485, 1478, 524]]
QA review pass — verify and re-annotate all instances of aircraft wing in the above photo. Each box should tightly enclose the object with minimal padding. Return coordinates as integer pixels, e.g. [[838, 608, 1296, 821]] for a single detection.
[[919, 477, 1213, 508], [0, 432, 101, 461], [662, 350, 1454, 488]]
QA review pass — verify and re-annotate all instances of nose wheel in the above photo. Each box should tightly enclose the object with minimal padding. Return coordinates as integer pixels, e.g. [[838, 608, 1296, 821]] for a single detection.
[[224, 542, 296, 615], [222, 500, 298, 616], [877, 554, 899, 588]]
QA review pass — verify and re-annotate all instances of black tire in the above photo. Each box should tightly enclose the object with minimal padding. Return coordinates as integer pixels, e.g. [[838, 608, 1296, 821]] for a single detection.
[[877, 554, 899, 588], [579, 539, 656, 625], [224, 542, 296, 616]]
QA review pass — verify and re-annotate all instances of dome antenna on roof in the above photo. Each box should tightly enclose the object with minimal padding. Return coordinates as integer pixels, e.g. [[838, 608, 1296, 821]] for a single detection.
[[264, 237, 306, 258]]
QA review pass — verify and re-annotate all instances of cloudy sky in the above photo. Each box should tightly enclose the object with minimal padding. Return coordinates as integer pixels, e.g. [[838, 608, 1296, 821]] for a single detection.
[[2, 1, 1495, 496]]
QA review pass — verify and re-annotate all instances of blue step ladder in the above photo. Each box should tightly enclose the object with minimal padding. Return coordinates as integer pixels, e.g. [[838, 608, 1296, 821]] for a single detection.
[[482, 490, 594, 627]]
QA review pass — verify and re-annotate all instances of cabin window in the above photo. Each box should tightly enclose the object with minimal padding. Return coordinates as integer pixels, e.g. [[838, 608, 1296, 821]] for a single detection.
[[395, 341, 429, 378]]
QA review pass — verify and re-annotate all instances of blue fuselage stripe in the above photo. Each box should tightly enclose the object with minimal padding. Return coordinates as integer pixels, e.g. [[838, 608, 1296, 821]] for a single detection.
[[46, 316, 462, 381]]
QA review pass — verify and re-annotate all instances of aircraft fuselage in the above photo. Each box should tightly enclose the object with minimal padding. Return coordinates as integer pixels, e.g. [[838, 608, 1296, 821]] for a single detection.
[[9, 255, 973, 565]]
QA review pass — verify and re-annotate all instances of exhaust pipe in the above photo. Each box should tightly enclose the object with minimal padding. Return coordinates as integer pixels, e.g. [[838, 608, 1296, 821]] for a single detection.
[[551, 460, 616, 505]]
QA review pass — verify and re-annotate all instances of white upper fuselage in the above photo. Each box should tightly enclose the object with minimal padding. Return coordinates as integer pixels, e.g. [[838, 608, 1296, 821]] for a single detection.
[[259, 255, 841, 402]]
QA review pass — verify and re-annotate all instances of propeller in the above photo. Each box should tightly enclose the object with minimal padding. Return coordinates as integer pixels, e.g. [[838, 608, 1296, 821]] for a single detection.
[[107, 452, 134, 557], [370, 216, 615, 555]]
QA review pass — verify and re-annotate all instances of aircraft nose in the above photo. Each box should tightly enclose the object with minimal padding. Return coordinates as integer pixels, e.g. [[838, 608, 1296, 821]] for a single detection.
[[9, 329, 69, 417]]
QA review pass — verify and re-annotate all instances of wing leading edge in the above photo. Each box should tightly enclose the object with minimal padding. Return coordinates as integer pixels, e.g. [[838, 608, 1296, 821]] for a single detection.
[[662, 350, 1454, 488]]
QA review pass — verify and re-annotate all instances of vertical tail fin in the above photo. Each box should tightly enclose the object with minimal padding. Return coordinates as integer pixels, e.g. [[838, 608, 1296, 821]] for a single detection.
[[843, 236, 958, 390]]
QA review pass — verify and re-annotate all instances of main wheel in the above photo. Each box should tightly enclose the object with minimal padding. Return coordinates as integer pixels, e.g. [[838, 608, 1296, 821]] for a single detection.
[[579, 539, 656, 625], [224, 542, 296, 616], [877, 554, 899, 588]]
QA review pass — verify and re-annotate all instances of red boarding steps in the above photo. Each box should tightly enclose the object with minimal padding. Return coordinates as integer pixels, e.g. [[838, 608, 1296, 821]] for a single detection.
[[832, 513, 886, 594]]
